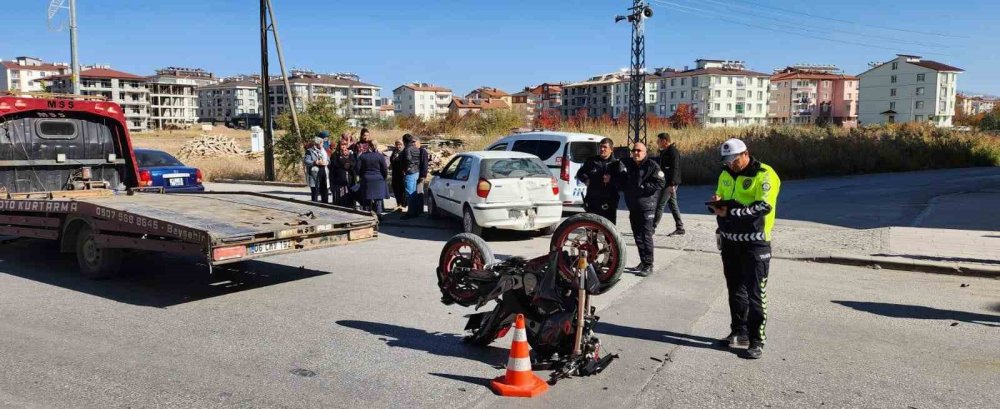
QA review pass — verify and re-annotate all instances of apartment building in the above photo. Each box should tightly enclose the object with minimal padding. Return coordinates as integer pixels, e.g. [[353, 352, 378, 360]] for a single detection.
[[465, 87, 512, 106], [858, 54, 963, 127], [268, 72, 381, 119], [0, 56, 72, 93], [654, 59, 771, 127], [393, 83, 453, 119], [147, 67, 215, 130], [561, 73, 622, 118], [512, 83, 563, 121], [768, 65, 859, 127], [611, 74, 660, 119], [197, 78, 260, 123], [44, 67, 150, 131], [958, 95, 997, 115]]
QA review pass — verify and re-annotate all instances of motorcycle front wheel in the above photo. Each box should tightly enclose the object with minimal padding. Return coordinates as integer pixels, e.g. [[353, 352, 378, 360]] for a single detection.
[[550, 213, 626, 294], [437, 233, 495, 307]]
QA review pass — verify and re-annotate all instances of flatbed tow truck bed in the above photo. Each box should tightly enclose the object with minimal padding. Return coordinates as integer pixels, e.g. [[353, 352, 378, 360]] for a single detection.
[[1, 190, 378, 271]]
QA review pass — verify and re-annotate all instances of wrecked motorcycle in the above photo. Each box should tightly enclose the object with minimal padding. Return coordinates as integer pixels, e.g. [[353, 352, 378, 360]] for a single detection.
[[436, 213, 626, 383]]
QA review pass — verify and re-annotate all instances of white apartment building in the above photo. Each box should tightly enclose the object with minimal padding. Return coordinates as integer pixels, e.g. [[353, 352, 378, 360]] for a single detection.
[[45, 67, 151, 131], [610, 74, 659, 118], [147, 67, 215, 130], [393, 83, 453, 119], [269, 73, 381, 120], [561, 73, 622, 118], [0, 56, 71, 93], [654, 60, 771, 127], [197, 78, 260, 123], [958, 96, 996, 116], [858, 54, 963, 127]]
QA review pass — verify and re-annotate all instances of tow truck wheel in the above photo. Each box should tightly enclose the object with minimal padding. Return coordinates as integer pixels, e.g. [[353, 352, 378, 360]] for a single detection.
[[75, 225, 123, 280]]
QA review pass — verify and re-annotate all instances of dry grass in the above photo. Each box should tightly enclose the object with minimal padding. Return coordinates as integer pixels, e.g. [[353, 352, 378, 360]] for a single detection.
[[131, 127, 268, 182]]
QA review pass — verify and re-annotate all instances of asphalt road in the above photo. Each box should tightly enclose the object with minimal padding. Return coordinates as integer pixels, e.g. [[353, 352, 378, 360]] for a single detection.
[[0, 167, 998, 408]]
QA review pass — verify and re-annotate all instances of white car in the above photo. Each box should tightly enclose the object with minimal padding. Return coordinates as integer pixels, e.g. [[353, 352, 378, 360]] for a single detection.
[[425, 151, 563, 236], [486, 131, 605, 206]]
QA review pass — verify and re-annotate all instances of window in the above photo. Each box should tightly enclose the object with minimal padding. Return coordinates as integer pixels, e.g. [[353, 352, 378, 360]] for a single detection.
[[36, 120, 78, 139], [890, 88, 897, 97], [727, 76, 733, 84], [915, 101, 924, 109], [681, 78, 686, 86], [916, 87, 925, 95], [692, 77, 699, 86], [453, 157, 474, 181], [915, 115, 924, 121], [439, 156, 464, 179], [727, 90, 733, 97], [670, 91, 676, 99], [715, 90, 721, 98], [511, 139, 562, 161], [714, 103, 720, 111], [670, 104, 677, 111], [680, 91, 686, 99], [670, 79, 676, 86], [715, 76, 721, 84], [727, 103, 732, 111], [917, 73, 925, 82], [891, 75, 897, 84], [488, 143, 508, 151], [891, 62, 898, 70], [480, 158, 549, 179], [759, 78, 765, 87], [889, 102, 896, 110], [758, 91, 763, 100], [568, 142, 599, 164]]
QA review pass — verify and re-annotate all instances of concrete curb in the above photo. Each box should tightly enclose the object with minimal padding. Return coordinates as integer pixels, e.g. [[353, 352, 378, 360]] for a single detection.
[[213, 179, 307, 188], [799, 254, 1000, 278]]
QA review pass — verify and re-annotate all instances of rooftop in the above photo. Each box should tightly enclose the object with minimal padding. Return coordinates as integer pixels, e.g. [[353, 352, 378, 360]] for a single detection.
[[42, 67, 147, 81], [396, 82, 452, 93]]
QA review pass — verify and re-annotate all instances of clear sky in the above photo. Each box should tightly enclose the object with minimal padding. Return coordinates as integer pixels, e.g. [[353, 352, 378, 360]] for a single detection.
[[2, 0, 997, 96]]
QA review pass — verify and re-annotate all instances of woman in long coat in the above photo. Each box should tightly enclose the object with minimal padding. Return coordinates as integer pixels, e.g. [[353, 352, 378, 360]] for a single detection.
[[303, 136, 329, 203], [354, 141, 389, 219], [388, 139, 408, 212], [328, 138, 356, 208]]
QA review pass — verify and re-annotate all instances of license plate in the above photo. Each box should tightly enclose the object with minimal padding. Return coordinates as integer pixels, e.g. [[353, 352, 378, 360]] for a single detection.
[[168, 178, 184, 187], [247, 240, 291, 255]]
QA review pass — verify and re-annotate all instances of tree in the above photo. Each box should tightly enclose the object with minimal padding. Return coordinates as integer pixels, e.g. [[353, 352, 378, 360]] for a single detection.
[[534, 108, 561, 129], [274, 97, 348, 177], [979, 112, 1000, 132], [669, 103, 698, 128]]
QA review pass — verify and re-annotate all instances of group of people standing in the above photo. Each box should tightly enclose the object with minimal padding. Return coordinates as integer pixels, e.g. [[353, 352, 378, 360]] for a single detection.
[[575, 132, 684, 276], [304, 128, 429, 220], [577, 133, 782, 359]]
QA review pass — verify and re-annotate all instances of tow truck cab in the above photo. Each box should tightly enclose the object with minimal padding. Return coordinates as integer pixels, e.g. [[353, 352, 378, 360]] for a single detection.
[[0, 96, 139, 194]]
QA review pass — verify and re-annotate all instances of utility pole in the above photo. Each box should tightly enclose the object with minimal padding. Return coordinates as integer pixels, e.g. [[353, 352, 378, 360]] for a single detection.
[[259, 0, 300, 182], [616, 0, 653, 145], [260, 0, 274, 180], [69, 0, 80, 95]]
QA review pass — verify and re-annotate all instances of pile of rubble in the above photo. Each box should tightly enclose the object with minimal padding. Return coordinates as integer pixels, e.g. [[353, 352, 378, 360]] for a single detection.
[[177, 135, 246, 159]]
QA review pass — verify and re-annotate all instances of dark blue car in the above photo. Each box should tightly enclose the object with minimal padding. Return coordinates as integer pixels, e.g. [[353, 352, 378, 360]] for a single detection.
[[134, 148, 205, 192]]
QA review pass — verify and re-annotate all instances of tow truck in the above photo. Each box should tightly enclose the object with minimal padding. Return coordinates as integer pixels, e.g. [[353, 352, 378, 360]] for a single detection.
[[0, 95, 378, 278]]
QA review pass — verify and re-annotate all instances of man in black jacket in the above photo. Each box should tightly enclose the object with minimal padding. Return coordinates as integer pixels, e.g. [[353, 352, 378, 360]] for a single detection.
[[622, 142, 666, 276], [575, 138, 622, 224], [654, 132, 685, 235]]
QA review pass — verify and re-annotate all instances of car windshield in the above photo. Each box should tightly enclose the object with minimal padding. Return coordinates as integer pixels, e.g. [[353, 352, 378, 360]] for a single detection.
[[136, 150, 184, 167], [480, 158, 550, 179], [568, 141, 599, 164]]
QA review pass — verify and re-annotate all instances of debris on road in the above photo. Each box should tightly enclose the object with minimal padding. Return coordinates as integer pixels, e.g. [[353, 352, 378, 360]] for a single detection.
[[960, 283, 970, 287]]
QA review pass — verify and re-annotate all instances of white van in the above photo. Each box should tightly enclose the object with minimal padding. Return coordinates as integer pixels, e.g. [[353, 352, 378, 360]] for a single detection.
[[486, 131, 604, 205]]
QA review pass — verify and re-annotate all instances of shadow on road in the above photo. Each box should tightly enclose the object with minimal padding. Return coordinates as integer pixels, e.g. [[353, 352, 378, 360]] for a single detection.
[[833, 301, 1000, 327], [596, 322, 731, 353], [0, 239, 330, 308], [428, 372, 491, 388], [336, 320, 508, 366]]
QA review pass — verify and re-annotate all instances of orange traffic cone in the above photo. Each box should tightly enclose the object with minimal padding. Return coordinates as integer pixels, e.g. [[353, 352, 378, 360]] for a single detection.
[[490, 314, 549, 397]]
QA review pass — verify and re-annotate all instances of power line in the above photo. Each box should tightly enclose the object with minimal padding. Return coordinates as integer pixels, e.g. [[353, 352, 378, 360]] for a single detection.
[[649, 0, 955, 57], [716, 0, 968, 39], [680, 0, 950, 49]]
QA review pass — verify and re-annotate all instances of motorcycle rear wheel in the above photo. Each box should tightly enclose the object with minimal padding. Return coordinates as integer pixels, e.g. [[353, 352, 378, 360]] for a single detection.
[[437, 233, 495, 306], [550, 213, 626, 294]]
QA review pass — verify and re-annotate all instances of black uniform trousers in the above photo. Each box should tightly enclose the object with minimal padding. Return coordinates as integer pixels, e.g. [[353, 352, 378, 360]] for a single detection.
[[720, 239, 771, 345], [629, 209, 656, 265], [584, 196, 618, 225]]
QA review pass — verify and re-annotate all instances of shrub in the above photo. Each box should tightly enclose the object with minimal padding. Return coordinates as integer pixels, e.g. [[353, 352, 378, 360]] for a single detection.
[[467, 109, 523, 137], [274, 97, 349, 177]]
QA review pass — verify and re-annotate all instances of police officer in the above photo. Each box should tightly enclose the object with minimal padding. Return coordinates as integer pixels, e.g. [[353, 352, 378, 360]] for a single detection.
[[622, 142, 666, 276], [707, 138, 781, 359], [575, 138, 622, 224]]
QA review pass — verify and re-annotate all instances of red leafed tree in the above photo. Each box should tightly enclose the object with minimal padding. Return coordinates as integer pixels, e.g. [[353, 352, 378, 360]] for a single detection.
[[534, 108, 562, 129], [670, 103, 698, 128]]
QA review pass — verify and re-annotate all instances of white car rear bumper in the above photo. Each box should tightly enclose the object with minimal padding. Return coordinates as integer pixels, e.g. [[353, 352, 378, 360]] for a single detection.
[[471, 201, 563, 231]]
